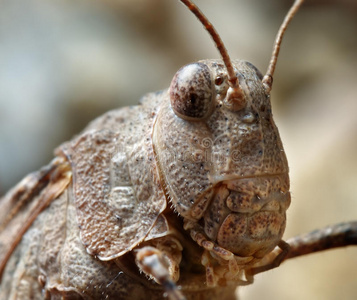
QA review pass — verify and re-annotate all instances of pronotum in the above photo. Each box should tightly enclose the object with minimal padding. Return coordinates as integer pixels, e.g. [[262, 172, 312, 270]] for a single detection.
[[0, 0, 356, 300]]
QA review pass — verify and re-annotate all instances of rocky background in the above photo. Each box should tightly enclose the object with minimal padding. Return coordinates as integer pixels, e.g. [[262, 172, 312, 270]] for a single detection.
[[0, 0, 356, 299]]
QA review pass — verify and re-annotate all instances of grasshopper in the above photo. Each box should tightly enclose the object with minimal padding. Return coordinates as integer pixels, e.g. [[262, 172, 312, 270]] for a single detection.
[[0, 0, 356, 299]]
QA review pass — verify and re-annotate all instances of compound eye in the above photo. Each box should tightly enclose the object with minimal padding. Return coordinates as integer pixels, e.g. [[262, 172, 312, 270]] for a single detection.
[[169, 63, 214, 120]]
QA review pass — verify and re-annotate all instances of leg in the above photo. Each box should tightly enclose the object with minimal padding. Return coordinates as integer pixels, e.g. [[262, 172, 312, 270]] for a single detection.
[[0, 157, 71, 280], [189, 226, 254, 287], [285, 221, 357, 259], [190, 226, 252, 264], [135, 237, 185, 300], [245, 240, 290, 279], [246, 222, 357, 279]]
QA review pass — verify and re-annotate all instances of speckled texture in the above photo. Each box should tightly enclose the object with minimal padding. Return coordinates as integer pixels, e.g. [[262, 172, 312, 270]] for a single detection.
[[0, 59, 289, 299], [0, 167, 51, 274], [0, 185, 237, 299], [58, 93, 167, 260], [153, 59, 290, 268], [154, 60, 288, 218], [1, 1, 357, 298], [170, 62, 214, 119]]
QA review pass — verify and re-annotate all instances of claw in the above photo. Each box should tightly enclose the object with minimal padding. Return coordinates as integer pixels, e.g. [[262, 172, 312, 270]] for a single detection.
[[135, 246, 186, 300]]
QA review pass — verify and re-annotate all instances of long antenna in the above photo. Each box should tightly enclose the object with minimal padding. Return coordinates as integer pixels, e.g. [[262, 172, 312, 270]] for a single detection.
[[263, 0, 305, 93], [179, 0, 246, 111]]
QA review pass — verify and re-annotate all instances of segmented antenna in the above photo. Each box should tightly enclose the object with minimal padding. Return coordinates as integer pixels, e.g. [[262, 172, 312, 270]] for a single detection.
[[263, 0, 305, 92], [179, 0, 246, 110]]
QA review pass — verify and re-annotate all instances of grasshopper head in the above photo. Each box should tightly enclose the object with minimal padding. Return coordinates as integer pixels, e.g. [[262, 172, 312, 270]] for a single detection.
[[153, 59, 290, 258]]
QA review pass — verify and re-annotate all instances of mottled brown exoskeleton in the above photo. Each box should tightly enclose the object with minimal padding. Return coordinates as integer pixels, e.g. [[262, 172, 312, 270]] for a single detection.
[[1, 0, 356, 299]]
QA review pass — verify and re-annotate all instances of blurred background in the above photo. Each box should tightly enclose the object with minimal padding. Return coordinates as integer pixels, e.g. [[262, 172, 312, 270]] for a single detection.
[[0, 0, 356, 299]]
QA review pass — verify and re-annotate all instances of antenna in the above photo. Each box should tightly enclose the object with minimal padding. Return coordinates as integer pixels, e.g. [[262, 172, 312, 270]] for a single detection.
[[179, 0, 246, 111], [263, 0, 305, 92]]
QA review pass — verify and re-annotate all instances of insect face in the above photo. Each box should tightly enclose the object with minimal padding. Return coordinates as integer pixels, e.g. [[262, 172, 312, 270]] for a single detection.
[[153, 59, 290, 259]]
